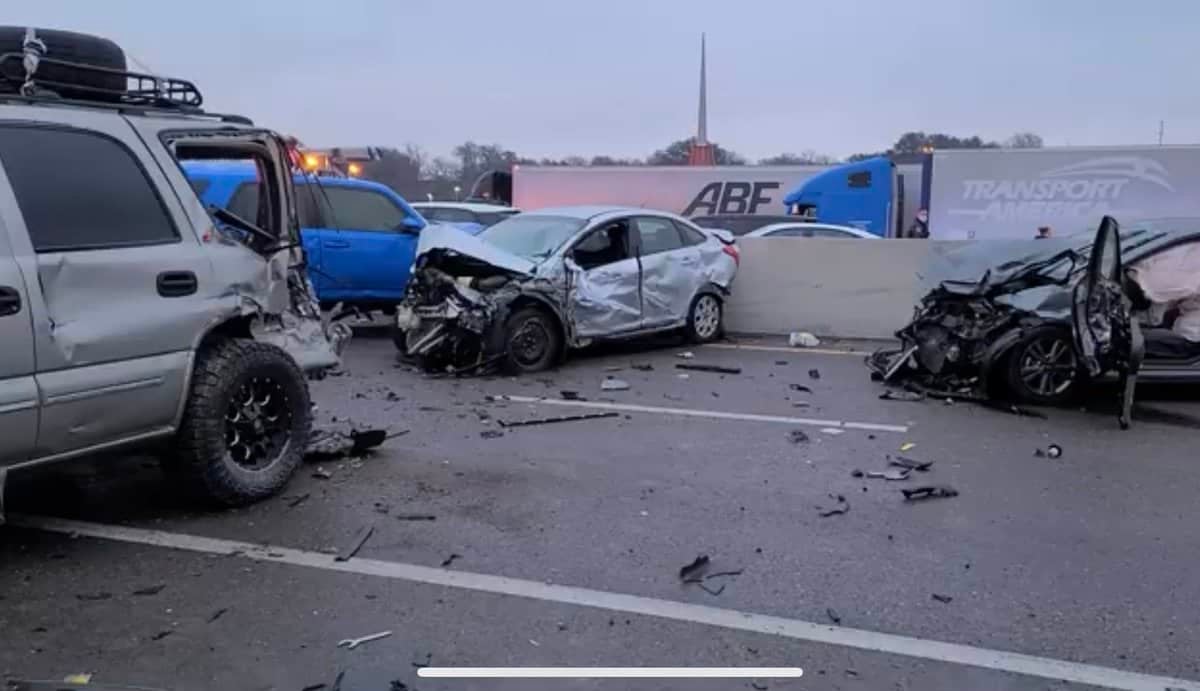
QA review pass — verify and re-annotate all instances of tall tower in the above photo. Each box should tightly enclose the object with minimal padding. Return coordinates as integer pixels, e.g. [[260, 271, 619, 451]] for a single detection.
[[687, 33, 716, 166]]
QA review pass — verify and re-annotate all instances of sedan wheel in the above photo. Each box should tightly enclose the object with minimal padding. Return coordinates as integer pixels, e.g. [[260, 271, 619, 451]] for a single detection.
[[1006, 327, 1079, 405], [687, 294, 723, 343]]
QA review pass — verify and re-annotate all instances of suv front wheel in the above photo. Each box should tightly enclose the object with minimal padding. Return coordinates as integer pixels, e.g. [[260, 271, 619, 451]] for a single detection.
[[168, 339, 311, 506]]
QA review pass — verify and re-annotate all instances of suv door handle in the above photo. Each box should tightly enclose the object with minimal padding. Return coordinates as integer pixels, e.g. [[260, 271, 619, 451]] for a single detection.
[[0, 285, 20, 316], [157, 271, 198, 298], [324, 239, 350, 249]]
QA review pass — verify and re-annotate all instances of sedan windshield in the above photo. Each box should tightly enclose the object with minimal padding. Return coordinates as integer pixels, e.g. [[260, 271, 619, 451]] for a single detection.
[[479, 214, 586, 259]]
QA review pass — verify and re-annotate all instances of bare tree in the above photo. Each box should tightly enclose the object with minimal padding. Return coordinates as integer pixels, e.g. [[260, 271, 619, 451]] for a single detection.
[[758, 150, 837, 165], [1004, 132, 1045, 149]]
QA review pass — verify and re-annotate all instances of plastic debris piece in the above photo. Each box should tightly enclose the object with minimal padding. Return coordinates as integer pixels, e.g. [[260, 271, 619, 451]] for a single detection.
[[788, 429, 810, 444], [395, 514, 436, 521], [207, 607, 229, 623], [601, 378, 631, 391], [866, 468, 911, 481], [675, 363, 742, 375], [631, 362, 655, 371], [311, 467, 332, 479], [890, 456, 933, 472], [76, 592, 112, 601], [932, 593, 954, 603], [808, 368, 821, 379], [63, 674, 92, 684], [818, 494, 849, 517], [150, 630, 173, 641], [677, 373, 690, 379], [676, 351, 695, 359], [440, 553, 461, 567], [498, 411, 620, 428], [850, 469, 864, 478], [880, 389, 925, 402], [826, 607, 842, 624], [337, 630, 392, 650], [774, 360, 789, 365], [132, 584, 166, 596], [820, 428, 844, 435], [899, 442, 916, 452], [604, 365, 624, 372], [286, 492, 311, 508], [559, 390, 582, 400], [480, 429, 505, 439], [789, 383, 812, 393], [902, 485, 959, 502], [788, 332, 821, 348], [1046, 443, 1062, 458], [679, 555, 711, 580], [336, 525, 374, 562]]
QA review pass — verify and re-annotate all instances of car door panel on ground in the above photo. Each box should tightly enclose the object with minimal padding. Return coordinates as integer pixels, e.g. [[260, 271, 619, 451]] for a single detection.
[[567, 219, 642, 337], [635, 216, 702, 327], [0, 111, 212, 458], [311, 184, 419, 302], [0, 214, 37, 465]]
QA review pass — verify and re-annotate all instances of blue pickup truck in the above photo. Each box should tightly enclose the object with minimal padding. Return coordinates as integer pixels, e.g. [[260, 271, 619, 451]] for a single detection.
[[184, 161, 427, 312]]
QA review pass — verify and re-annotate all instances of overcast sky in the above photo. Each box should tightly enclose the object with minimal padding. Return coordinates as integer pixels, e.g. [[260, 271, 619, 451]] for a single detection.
[[12, 1, 1197, 161]]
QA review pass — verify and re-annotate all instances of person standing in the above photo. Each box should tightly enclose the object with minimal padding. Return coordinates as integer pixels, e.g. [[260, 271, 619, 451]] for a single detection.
[[906, 208, 930, 238], [1036, 225, 1053, 239]]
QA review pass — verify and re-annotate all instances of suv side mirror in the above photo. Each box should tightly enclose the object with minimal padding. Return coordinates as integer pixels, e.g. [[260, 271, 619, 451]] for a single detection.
[[400, 216, 424, 233]]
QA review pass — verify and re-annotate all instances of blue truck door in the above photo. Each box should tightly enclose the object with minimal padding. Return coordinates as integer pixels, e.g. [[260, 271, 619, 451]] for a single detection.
[[312, 183, 420, 302], [292, 182, 326, 295]]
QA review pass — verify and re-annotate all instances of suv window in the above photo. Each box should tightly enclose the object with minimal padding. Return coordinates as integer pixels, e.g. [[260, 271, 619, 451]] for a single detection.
[[572, 220, 632, 271], [636, 217, 685, 255], [320, 186, 407, 231], [0, 126, 178, 252], [227, 181, 261, 223]]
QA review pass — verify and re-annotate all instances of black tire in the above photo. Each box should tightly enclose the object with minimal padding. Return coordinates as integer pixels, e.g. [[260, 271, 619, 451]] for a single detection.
[[168, 339, 311, 506], [0, 27, 126, 100], [685, 293, 724, 344], [503, 306, 562, 373], [1005, 325, 1080, 405]]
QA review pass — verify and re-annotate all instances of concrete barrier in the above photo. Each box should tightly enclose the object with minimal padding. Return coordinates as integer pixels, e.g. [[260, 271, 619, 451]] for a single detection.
[[725, 238, 972, 339]]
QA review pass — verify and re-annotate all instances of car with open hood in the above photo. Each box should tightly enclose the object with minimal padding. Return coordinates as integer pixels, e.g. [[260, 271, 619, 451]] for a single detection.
[[394, 206, 740, 373], [869, 216, 1200, 427]]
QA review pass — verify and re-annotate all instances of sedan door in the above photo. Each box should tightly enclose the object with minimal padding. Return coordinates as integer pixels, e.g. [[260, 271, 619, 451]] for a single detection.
[[634, 216, 703, 327], [566, 218, 642, 337], [0, 217, 36, 466], [315, 185, 420, 302]]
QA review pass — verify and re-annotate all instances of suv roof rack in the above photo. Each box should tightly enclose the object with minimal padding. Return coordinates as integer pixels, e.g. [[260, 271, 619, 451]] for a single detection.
[[0, 50, 252, 125]]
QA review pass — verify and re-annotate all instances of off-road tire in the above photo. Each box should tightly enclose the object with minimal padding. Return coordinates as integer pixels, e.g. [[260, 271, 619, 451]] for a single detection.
[[503, 306, 562, 374], [685, 293, 724, 344], [0, 27, 126, 100], [1005, 325, 1079, 405], [168, 339, 311, 506]]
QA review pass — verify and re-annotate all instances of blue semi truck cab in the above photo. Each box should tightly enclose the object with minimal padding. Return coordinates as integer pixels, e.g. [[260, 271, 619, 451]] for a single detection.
[[184, 161, 429, 311], [781, 155, 931, 238]]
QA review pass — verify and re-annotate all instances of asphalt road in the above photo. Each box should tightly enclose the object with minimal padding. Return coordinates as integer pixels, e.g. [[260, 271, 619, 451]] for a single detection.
[[3, 332, 1200, 691]]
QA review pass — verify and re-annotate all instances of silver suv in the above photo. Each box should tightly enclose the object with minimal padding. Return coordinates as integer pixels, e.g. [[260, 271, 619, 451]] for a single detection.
[[0, 27, 349, 517]]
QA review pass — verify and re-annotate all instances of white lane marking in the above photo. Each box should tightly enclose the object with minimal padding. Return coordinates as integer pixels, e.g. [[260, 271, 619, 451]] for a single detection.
[[10, 514, 1197, 691], [499, 395, 908, 434], [706, 343, 871, 356], [418, 668, 804, 679]]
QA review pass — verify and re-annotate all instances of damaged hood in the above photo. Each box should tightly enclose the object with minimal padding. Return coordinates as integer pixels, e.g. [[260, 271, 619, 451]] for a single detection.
[[415, 223, 536, 277]]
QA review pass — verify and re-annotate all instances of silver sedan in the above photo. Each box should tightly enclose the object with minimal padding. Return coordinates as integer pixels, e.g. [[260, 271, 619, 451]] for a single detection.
[[395, 206, 740, 373], [744, 222, 879, 239]]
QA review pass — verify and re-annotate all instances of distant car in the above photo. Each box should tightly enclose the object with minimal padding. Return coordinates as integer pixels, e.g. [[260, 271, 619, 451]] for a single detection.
[[691, 214, 801, 236], [396, 206, 739, 373], [744, 222, 879, 239], [411, 202, 520, 235]]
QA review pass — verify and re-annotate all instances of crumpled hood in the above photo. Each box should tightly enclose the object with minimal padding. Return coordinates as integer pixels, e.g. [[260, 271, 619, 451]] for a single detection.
[[415, 222, 536, 277]]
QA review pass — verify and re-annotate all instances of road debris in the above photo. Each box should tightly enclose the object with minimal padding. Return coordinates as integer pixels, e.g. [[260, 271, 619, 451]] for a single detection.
[[440, 553, 462, 567], [750, 681, 769, 690], [286, 492, 312, 508], [150, 630, 173, 641], [826, 607, 842, 624], [480, 429, 505, 439], [559, 390, 583, 400], [412, 652, 433, 668], [931, 593, 954, 603], [207, 607, 229, 623], [604, 365, 624, 372], [337, 630, 392, 650], [131, 584, 166, 596], [677, 373, 690, 379], [389, 681, 411, 691], [664, 393, 684, 401], [679, 555, 711, 580], [601, 377, 631, 391], [880, 389, 925, 402], [675, 363, 743, 375], [774, 360, 789, 365], [866, 469, 911, 481], [789, 383, 812, 393], [677, 351, 695, 359], [820, 428, 844, 435], [305, 427, 395, 461], [890, 456, 934, 472], [983, 401, 1049, 419], [631, 362, 655, 371], [788, 331, 821, 347], [818, 494, 850, 517], [808, 368, 821, 379], [1034, 444, 1063, 459], [899, 442, 916, 452], [792, 401, 810, 408], [311, 467, 333, 480], [902, 486, 959, 502], [497, 411, 620, 428], [301, 684, 327, 691], [336, 525, 375, 562], [788, 429, 810, 444], [75, 592, 112, 601], [395, 514, 437, 521], [850, 469, 864, 478]]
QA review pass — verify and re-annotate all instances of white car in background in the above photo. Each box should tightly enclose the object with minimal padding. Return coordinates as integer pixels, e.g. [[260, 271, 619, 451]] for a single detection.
[[744, 222, 879, 239], [411, 202, 520, 235]]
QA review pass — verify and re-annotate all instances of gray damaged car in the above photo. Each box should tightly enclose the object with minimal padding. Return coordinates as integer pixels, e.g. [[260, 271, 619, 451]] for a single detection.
[[869, 217, 1200, 427], [394, 206, 739, 373]]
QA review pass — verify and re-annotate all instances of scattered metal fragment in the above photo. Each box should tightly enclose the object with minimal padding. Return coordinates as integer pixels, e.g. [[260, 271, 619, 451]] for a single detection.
[[311, 467, 332, 480], [789, 384, 812, 393], [818, 494, 849, 517], [302, 684, 327, 691], [792, 401, 810, 408], [850, 469, 864, 478], [788, 429, 810, 444], [604, 365, 624, 372], [337, 630, 392, 650], [677, 351, 695, 359], [480, 429, 505, 439], [703, 569, 744, 580], [497, 411, 620, 428], [389, 681, 410, 691], [131, 584, 166, 596], [675, 363, 742, 375], [631, 362, 655, 371], [931, 593, 954, 603], [880, 389, 925, 402], [441, 553, 462, 567], [207, 608, 229, 623], [901, 486, 959, 502], [336, 525, 375, 562], [305, 427, 394, 461], [866, 469, 911, 481], [559, 390, 582, 400], [679, 555, 711, 580], [150, 630, 172, 641], [750, 681, 769, 690], [331, 670, 345, 691], [677, 373, 690, 379], [395, 514, 437, 521], [808, 368, 821, 379], [899, 442, 916, 452], [826, 607, 842, 624], [890, 456, 933, 472], [75, 592, 112, 601], [601, 377, 631, 391], [982, 401, 1048, 419], [286, 493, 312, 508]]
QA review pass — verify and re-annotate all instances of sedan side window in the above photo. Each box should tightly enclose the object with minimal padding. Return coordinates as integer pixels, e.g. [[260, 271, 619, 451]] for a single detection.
[[636, 217, 685, 255], [572, 220, 632, 271]]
